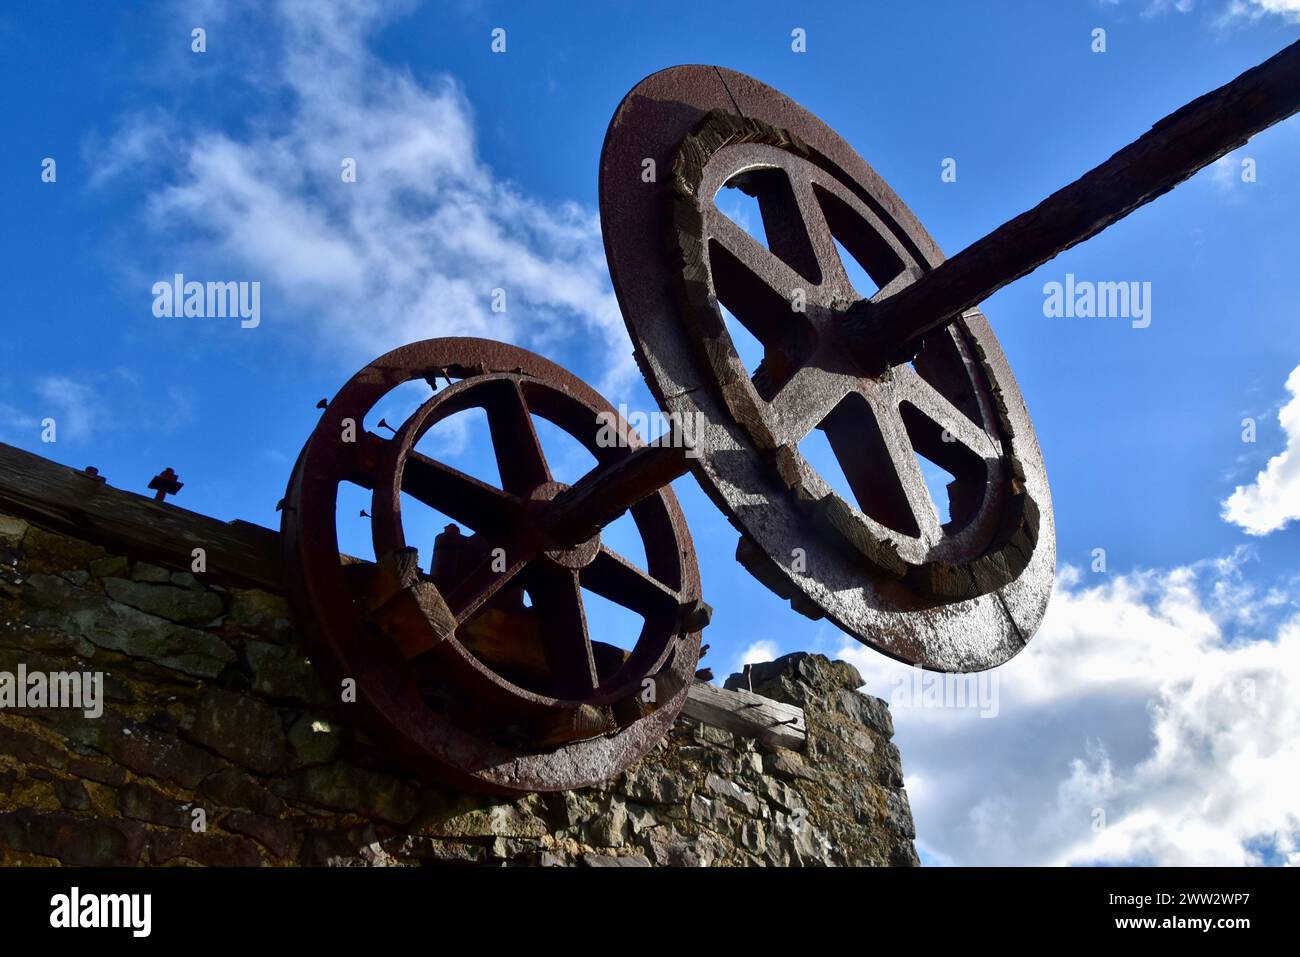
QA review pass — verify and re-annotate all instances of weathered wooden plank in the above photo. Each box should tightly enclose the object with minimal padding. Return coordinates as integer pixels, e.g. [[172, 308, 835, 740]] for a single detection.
[[682, 680, 806, 750], [0, 442, 283, 591]]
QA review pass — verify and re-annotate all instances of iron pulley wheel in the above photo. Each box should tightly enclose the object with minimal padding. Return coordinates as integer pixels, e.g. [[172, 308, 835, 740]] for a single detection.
[[599, 66, 1056, 671], [282, 338, 703, 792]]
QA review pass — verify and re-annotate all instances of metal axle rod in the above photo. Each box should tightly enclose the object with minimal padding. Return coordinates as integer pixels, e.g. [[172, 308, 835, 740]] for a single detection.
[[840, 38, 1300, 370], [543, 439, 693, 545]]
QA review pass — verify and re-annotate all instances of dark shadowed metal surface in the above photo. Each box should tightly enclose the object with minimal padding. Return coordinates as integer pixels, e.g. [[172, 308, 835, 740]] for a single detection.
[[282, 338, 702, 793], [599, 65, 1055, 672]]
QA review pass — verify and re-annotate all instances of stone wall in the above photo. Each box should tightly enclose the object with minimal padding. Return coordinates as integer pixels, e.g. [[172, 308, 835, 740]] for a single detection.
[[0, 509, 917, 866]]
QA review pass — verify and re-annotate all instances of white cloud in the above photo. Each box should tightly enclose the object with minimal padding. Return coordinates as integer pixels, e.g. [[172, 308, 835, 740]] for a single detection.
[[1124, 0, 1300, 22], [1224, 0, 1300, 22], [1142, 0, 1196, 16], [1211, 156, 1235, 188], [738, 640, 779, 672], [35, 376, 101, 442], [837, 556, 1300, 866], [1222, 364, 1300, 535], [84, 111, 176, 189], [98, 0, 633, 392], [0, 402, 38, 443]]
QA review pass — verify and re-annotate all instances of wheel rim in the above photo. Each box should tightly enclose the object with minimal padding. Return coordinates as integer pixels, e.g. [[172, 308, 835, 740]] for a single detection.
[[599, 66, 1055, 671]]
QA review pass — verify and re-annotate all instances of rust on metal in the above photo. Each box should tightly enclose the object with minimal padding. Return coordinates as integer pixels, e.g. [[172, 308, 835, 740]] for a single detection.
[[281, 337, 704, 793], [667, 108, 1040, 602], [275, 45, 1300, 791], [543, 438, 692, 546], [599, 64, 1056, 672], [147, 467, 183, 502]]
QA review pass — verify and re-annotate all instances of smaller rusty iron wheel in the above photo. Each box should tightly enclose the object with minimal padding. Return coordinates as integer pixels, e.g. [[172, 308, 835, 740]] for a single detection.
[[282, 338, 702, 793]]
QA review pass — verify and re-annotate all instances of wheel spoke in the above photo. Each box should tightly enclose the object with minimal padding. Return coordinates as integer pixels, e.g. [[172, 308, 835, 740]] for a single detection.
[[401, 449, 525, 533], [861, 391, 943, 543], [580, 546, 680, 618], [809, 390, 916, 538], [895, 365, 999, 460], [443, 542, 534, 625], [787, 175, 853, 296], [348, 433, 524, 534], [707, 205, 822, 308], [736, 166, 822, 284], [705, 226, 820, 400], [338, 428, 390, 488], [768, 365, 855, 444], [805, 171, 918, 306], [526, 565, 598, 697], [482, 380, 550, 495]]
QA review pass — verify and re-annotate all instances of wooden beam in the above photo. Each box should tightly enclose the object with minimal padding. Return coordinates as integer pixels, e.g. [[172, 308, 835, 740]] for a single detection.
[[0, 442, 283, 592], [681, 680, 807, 750]]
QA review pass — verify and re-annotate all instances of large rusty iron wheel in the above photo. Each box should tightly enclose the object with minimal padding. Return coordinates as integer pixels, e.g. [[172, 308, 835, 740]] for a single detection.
[[600, 66, 1055, 672], [282, 338, 702, 793]]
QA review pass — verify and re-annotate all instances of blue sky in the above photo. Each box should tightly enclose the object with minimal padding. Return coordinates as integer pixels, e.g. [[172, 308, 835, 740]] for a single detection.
[[2, 0, 1298, 865]]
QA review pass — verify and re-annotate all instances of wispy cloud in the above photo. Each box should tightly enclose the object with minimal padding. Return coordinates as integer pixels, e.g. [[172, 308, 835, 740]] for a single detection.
[[92, 0, 634, 392], [1223, 0, 1300, 23], [1203, 152, 1257, 207], [1112, 0, 1300, 22], [1210, 154, 1243, 187], [0, 402, 39, 443], [1222, 364, 1300, 535], [1142, 0, 1196, 16], [35, 376, 101, 442], [84, 110, 177, 189], [0, 373, 195, 447]]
